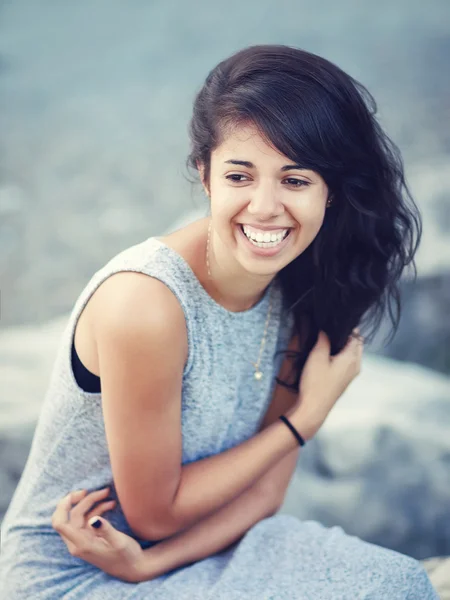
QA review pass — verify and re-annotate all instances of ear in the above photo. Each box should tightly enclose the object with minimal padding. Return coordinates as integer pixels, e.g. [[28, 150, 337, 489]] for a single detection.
[[196, 161, 210, 198]]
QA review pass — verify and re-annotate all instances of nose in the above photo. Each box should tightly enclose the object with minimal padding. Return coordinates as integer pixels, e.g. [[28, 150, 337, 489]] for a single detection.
[[246, 183, 284, 220]]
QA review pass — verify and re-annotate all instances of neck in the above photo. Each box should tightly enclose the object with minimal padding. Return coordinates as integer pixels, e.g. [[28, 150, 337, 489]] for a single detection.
[[204, 219, 275, 312]]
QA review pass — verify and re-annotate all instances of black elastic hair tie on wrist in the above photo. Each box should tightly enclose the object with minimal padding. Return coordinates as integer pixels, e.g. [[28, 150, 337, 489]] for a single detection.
[[279, 415, 306, 447]]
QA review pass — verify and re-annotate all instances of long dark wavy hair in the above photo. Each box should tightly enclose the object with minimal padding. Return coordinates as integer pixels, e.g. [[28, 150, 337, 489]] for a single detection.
[[186, 44, 422, 391]]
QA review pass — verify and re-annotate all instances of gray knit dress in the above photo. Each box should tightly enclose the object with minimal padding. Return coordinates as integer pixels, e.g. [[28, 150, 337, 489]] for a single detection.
[[0, 237, 438, 599]]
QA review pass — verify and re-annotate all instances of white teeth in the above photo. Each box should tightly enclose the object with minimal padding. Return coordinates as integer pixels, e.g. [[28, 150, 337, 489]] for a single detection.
[[241, 225, 289, 247]]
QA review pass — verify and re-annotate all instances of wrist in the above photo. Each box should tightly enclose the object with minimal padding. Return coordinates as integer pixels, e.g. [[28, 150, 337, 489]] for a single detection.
[[279, 415, 306, 447], [130, 545, 165, 583], [285, 403, 320, 442]]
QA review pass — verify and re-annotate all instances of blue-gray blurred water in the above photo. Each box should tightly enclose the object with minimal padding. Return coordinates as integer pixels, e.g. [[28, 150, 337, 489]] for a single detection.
[[1, 0, 449, 341]]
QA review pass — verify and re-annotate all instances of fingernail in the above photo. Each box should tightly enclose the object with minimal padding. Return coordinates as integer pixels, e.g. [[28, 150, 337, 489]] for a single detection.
[[89, 518, 102, 529]]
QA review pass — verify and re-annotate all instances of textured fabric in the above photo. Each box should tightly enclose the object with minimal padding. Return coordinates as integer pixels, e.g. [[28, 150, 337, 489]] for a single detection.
[[0, 237, 438, 599]]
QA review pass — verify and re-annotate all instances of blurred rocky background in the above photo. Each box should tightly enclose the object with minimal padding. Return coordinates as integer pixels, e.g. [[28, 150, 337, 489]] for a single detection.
[[1, 0, 449, 595]]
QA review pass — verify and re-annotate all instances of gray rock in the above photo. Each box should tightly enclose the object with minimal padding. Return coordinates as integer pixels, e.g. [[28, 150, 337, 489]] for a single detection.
[[369, 273, 450, 377], [280, 354, 450, 560], [0, 317, 66, 519], [422, 557, 450, 600]]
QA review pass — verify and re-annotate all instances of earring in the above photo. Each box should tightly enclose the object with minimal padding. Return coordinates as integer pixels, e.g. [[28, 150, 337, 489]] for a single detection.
[[326, 197, 333, 208]]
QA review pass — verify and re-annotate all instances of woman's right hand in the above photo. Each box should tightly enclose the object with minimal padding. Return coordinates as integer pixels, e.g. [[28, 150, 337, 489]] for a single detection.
[[288, 329, 364, 441], [52, 488, 147, 583]]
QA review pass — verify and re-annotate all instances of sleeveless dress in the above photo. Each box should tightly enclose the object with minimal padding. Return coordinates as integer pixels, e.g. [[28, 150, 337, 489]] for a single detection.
[[0, 236, 438, 599]]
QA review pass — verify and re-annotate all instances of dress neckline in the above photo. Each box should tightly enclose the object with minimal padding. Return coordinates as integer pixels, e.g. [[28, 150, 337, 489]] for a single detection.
[[150, 237, 276, 318]]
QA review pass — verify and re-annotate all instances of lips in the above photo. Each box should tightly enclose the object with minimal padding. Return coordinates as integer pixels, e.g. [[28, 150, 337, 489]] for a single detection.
[[236, 223, 293, 257]]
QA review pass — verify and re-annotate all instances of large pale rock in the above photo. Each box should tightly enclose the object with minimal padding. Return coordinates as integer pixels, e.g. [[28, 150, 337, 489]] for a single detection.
[[281, 354, 450, 561], [422, 557, 450, 600], [369, 272, 450, 376], [0, 317, 66, 519]]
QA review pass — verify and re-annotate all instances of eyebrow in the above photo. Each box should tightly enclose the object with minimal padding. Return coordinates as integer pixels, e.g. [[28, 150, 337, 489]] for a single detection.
[[224, 159, 307, 172]]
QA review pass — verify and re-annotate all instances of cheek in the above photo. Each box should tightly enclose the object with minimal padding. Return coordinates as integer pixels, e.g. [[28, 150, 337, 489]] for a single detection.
[[214, 194, 248, 224], [292, 201, 327, 229]]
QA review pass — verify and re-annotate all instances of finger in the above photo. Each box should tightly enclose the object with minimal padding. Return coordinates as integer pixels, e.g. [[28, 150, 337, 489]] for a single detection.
[[354, 339, 363, 349], [314, 331, 331, 358], [85, 500, 116, 523], [331, 334, 360, 364], [334, 333, 354, 354], [87, 516, 123, 548], [317, 330, 330, 346], [353, 335, 364, 358], [70, 488, 111, 528], [58, 530, 81, 558], [52, 490, 87, 530], [351, 328, 364, 343], [351, 336, 364, 356], [52, 491, 90, 547]]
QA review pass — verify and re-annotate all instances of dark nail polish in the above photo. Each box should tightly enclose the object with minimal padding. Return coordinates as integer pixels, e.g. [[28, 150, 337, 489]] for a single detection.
[[91, 519, 102, 529]]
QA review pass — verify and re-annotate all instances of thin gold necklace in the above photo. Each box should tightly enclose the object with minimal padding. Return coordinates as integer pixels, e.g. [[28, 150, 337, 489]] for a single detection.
[[206, 220, 274, 381]]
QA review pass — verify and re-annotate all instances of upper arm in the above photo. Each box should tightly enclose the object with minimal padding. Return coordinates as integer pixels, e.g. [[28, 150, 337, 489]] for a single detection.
[[93, 272, 188, 540]]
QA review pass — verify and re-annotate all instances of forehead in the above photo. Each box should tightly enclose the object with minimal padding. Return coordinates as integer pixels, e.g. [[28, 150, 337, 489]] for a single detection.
[[213, 123, 287, 162]]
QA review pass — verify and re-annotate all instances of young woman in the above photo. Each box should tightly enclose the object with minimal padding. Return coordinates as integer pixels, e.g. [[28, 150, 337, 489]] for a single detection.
[[0, 45, 438, 599]]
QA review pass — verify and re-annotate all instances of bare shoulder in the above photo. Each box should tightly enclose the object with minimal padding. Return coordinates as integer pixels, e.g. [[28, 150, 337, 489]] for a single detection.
[[93, 215, 209, 327], [91, 271, 188, 349], [74, 221, 208, 378]]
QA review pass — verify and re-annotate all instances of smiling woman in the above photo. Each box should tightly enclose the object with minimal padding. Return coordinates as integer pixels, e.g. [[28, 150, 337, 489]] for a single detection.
[[201, 124, 330, 291], [0, 45, 438, 599]]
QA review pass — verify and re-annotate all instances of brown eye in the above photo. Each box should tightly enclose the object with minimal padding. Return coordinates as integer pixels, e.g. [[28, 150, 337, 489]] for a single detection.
[[226, 174, 249, 182], [284, 178, 309, 187]]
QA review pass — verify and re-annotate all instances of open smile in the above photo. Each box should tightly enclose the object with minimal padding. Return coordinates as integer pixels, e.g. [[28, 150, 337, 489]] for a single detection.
[[237, 224, 293, 257]]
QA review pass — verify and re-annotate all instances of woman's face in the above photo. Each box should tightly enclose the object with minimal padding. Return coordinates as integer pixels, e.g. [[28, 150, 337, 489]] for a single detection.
[[203, 122, 329, 278]]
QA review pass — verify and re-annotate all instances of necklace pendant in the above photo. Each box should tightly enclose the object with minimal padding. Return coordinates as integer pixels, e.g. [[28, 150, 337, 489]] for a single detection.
[[254, 370, 263, 381]]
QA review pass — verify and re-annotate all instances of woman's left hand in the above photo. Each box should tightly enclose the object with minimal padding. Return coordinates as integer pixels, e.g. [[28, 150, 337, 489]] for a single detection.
[[52, 487, 145, 583]]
